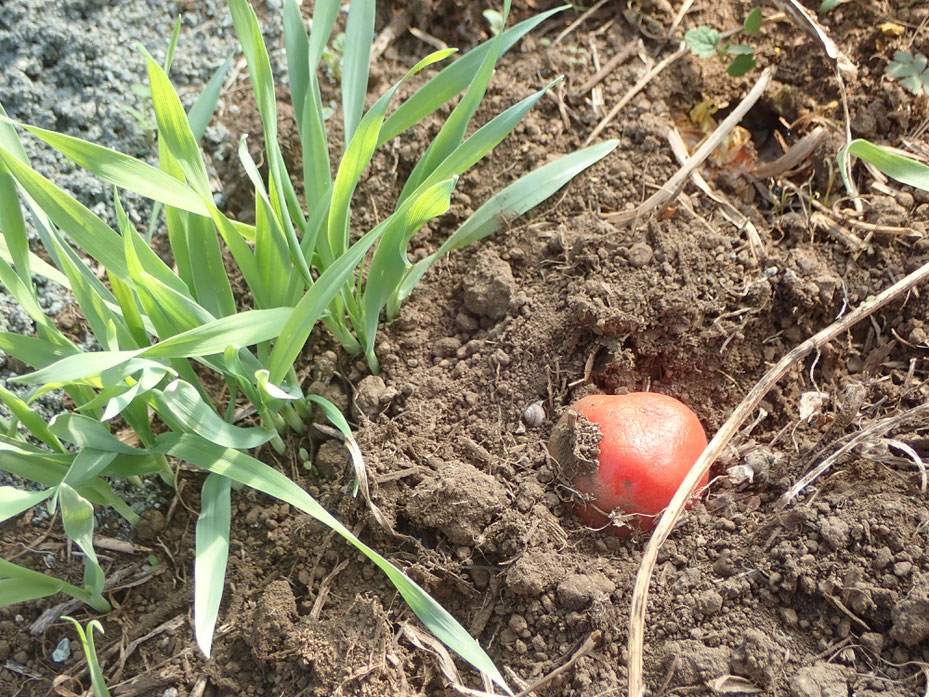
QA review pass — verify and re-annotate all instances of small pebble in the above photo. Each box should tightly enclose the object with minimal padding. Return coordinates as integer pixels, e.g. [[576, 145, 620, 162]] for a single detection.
[[626, 242, 654, 268], [51, 637, 70, 663]]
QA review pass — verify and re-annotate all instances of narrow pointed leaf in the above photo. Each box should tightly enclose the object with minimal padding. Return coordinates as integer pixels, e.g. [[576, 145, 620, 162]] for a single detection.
[[379, 7, 565, 144], [154, 432, 511, 694], [342, 0, 375, 143], [153, 379, 275, 449], [194, 473, 231, 658]]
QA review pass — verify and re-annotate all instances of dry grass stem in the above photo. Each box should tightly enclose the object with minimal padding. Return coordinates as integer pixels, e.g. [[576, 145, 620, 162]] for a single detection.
[[584, 42, 688, 146], [666, 127, 765, 260], [573, 39, 642, 98], [606, 66, 775, 225], [782, 406, 929, 504], [626, 257, 929, 697], [552, 0, 609, 46], [752, 126, 827, 178]]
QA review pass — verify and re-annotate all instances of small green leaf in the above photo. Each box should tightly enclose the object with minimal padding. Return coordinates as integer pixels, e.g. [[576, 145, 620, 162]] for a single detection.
[[685, 27, 722, 58], [886, 51, 929, 97], [818, 0, 842, 13], [743, 8, 762, 36], [727, 53, 757, 77]]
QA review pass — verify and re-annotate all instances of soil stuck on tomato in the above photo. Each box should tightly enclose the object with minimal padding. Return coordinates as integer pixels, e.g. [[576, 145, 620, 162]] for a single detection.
[[547, 409, 602, 486]]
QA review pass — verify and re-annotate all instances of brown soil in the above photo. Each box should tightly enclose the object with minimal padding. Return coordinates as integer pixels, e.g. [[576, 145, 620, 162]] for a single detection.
[[4, 1, 929, 696]]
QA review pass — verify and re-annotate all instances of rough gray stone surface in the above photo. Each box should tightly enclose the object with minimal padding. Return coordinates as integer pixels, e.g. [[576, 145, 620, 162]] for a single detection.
[[0, 0, 283, 474]]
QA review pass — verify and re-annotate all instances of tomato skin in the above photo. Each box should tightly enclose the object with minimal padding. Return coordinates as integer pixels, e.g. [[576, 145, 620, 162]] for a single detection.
[[569, 393, 708, 534]]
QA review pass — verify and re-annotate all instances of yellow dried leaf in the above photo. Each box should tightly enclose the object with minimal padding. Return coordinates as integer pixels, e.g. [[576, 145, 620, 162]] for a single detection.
[[879, 22, 905, 37]]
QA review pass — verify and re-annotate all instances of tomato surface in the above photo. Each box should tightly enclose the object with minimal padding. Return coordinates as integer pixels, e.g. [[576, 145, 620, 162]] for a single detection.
[[570, 393, 708, 532]]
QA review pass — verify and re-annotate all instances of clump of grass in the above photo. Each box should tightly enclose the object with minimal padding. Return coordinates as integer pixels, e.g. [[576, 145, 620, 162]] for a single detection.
[[0, 0, 617, 691]]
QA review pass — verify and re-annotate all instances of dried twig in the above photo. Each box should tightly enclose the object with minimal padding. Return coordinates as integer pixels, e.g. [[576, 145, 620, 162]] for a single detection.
[[666, 0, 696, 41], [572, 39, 642, 98], [401, 623, 465, 688], [782, 405, 929, 504], [371, 8, 413, 61], [775, 181, 920, 236], [514, 631, 601, 697], [752, 126, 827, 178], [552, 0, 609, 46], [606, 66, 775, 225], [584, 42, 688, 146], [310, 558, 349, 620], [626, 258, 929, 697], [666, 127, 765, 261]]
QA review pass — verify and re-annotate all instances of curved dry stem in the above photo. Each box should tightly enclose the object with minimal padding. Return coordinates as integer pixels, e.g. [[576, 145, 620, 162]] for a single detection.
[[626, 257, 929, 697]]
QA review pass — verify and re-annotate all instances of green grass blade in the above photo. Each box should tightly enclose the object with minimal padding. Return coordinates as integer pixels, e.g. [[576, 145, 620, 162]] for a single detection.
[[420, 80, 558, 193], [107, 270, 150, 348], [8, 119, 211, 216], [174, 208, 236, 318], [194, 473, 231, 658], [361, 177, 457, 357], [0, 235, 70, 288], [0, 437, 72, 488], [50, 413, 147, 455], [0, 486, 54, 524], [379, 6, 565, 145], [145, 57, 212, 196], [391, 139, 616, 316], [440, 139, 617, 253], [40, 227, 135, 350], [62, 449, 118, 491], [164, 17, 182, 72], [268, 221, 390, 382], [206, 206, 263, 294], [341, 0, 375, 144], [0, 142, 152, 284], [237, 136, 293, 307], [119, 201, 214, 338], [840, 139, 929, 192], [154, 432, 511, 694], [0, 559, 92, 607], [0, 334, 75, 369], [299, 0, 339, 208], [229, 0, 313, 286], [0, 252, 60, 338], [59, 482, 106, 602], [62, 618, 111, 697], [187, 54, 234, 140], [229, 0, 277, 144], [398, 0, 511, 203], [326, 49, 456, 262], [0, 384, 66, 452], [283, 0, 309, 128], [152, 379, 275, 449], [14, 352, 153, 388], [0, 159, 31, 284], [16, 309, 290, 387], [144, 308, 291, 358]]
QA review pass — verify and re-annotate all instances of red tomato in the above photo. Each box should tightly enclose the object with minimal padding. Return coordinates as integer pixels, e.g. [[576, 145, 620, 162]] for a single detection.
[[557, 393, 708, 534]]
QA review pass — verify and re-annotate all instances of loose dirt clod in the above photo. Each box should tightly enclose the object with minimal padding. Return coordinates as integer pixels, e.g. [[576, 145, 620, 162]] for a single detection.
[[547, 409, 601, 484], [462, 250, 515, 320]]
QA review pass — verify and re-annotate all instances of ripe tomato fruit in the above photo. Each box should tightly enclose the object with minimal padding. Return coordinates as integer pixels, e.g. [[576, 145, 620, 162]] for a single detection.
[[549, 392, 708, 535]]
